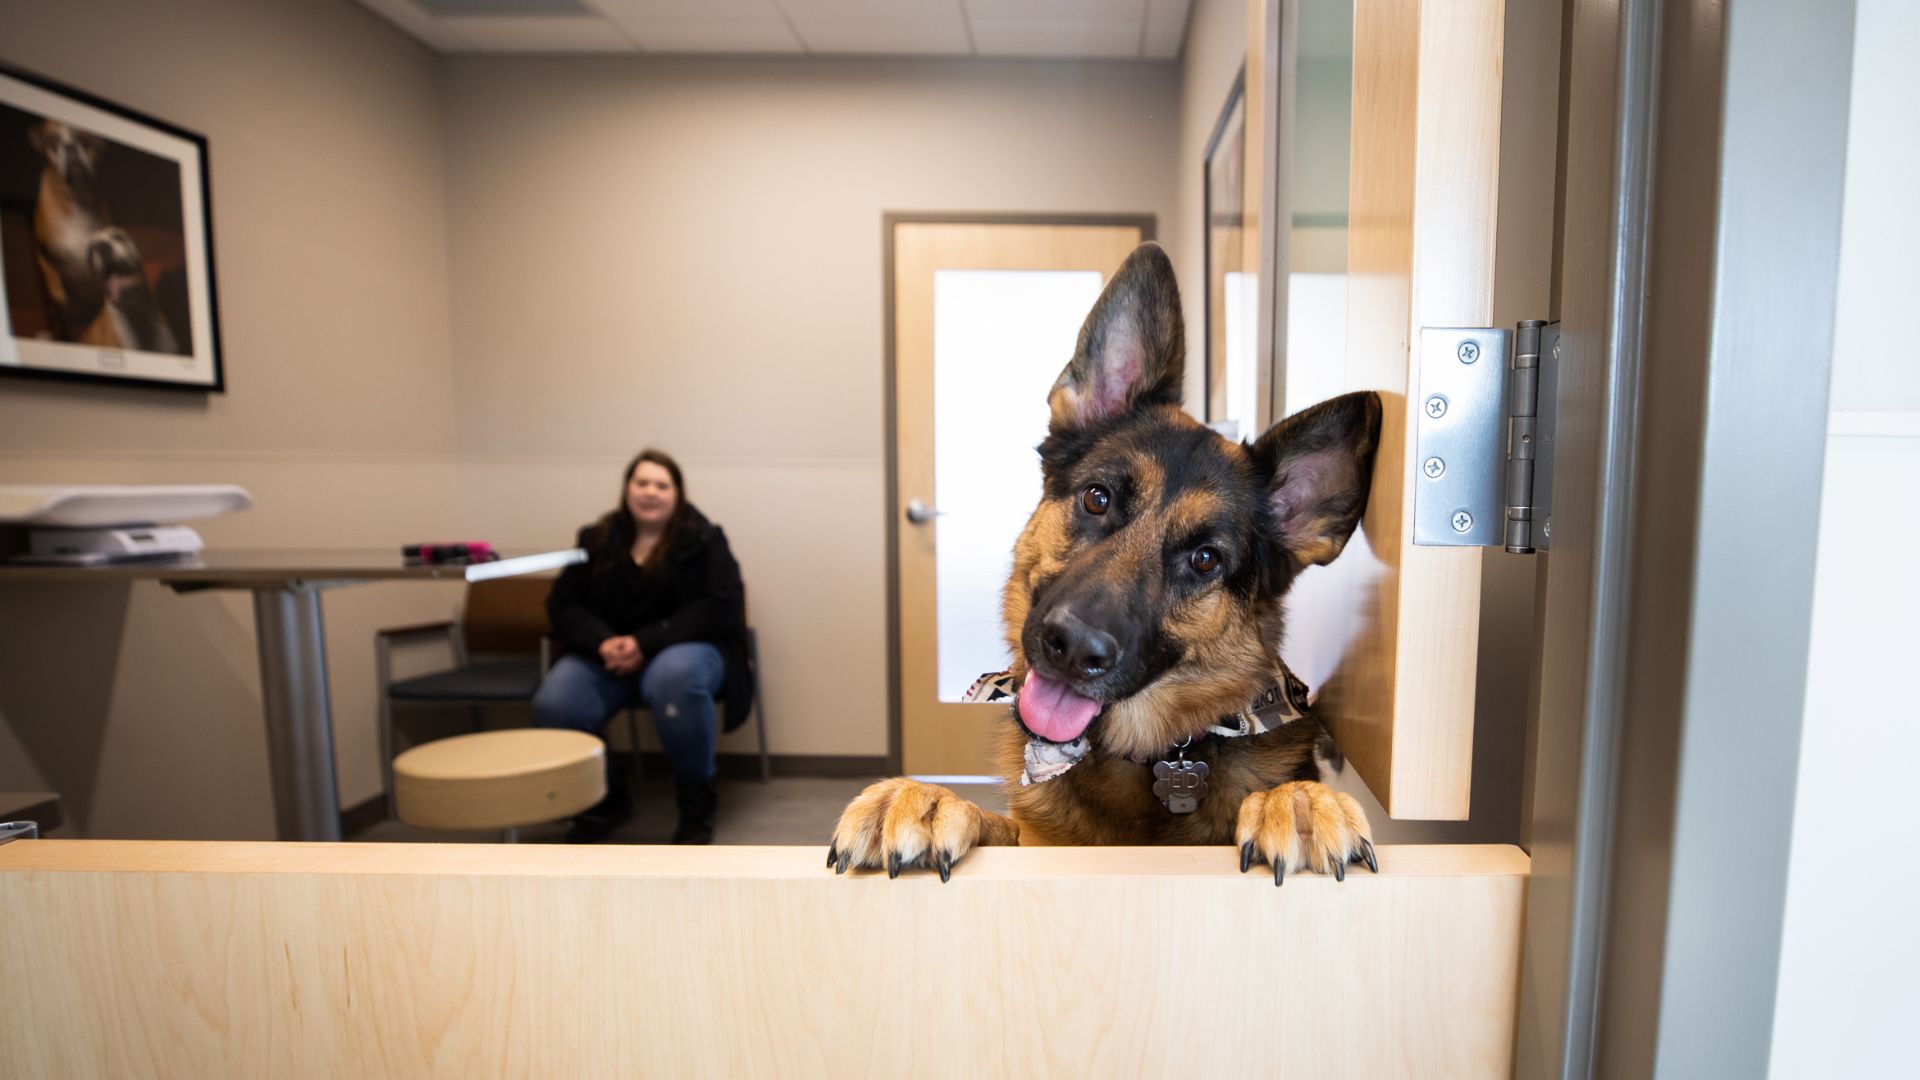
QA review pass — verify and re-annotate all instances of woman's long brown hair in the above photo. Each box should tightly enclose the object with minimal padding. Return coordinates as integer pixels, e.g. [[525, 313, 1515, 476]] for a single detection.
[[590, 448, 692, 574]]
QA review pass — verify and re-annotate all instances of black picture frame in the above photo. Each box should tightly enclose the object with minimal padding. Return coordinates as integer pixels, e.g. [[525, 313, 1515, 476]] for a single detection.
[[0, 62, 223, 393]]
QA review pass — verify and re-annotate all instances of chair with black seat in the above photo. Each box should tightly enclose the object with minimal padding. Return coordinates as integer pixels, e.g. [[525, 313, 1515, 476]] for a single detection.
[[376, 576, 554, 815]]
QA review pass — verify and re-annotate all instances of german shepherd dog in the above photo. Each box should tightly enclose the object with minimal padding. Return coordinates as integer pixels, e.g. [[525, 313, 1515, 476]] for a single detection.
[[830, 242, 1383, 884]]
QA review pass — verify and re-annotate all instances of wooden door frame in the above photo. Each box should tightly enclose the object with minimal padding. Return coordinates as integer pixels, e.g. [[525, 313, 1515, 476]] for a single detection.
[[880, 213, 1156, 774]]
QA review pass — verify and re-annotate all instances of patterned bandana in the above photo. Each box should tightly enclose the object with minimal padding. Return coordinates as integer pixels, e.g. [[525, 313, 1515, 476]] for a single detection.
[[962, 662, 1313, 787]]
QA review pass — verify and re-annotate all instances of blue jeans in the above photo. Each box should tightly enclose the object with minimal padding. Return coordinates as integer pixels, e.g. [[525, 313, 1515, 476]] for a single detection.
[[531, 642, 725, 783]]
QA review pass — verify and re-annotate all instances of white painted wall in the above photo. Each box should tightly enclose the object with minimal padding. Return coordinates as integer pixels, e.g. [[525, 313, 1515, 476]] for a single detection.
[[1768, 0, 1920, 1073]]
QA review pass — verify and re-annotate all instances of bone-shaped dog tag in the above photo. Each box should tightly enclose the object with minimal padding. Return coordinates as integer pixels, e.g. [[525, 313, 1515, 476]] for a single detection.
[[1152, 759, 1210, 814]]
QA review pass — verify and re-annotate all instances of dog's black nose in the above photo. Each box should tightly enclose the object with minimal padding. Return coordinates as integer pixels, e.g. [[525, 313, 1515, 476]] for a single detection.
[[1041, 609, 1119, 679]]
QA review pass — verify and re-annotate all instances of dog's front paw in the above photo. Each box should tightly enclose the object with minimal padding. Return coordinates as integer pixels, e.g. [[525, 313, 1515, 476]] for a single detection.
[[1235, 781, 1376, 885], [827, 778, 988, 882]]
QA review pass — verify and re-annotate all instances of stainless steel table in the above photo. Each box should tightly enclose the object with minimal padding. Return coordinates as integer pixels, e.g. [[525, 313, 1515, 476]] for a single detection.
[[0, 549, 584, 841]]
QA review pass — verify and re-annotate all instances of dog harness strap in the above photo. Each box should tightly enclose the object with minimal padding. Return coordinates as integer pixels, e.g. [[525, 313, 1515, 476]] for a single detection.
[[1204, 661, 1312, 739]]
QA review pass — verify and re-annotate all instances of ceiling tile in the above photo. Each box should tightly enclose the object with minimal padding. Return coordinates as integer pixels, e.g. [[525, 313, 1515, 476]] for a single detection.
[[776, 0, 961, 18], [963, 0, 1145, 21], [416, 0, 593, 14], [968, 19, 1141, 58], [616, 17, 806, 53], [792, 18, 972, 55], [433, 14, 636, 51], [588, 0, 783, 20], [362, 0, 1184, 57]]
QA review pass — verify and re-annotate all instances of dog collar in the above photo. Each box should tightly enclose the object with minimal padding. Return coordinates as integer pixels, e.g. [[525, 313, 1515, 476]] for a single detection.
[[962, 661, 1314, 791]]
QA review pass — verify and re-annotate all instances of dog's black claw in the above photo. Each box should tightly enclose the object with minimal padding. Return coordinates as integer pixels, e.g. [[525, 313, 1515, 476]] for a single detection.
[[826, 844, 838, 869], [936, 852, 952, 883], [835, 851, 850, 875], [1274, 859, 1285, 887], [1361, 839, 1378, 873], [886, 853, 902, 879], [1331, 857, 1345, 882], [1240, 841, 1254, 873]]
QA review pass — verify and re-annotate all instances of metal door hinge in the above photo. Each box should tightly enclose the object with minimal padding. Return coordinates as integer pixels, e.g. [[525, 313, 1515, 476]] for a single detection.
[[1413, 320, 1559, 553]]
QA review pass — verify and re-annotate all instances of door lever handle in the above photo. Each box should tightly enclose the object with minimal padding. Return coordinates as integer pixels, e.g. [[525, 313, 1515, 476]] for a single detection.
[[905, 499, 944, 525]]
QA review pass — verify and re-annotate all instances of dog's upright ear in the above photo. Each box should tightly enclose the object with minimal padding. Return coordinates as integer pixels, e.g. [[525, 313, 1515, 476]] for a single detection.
[[1047, 241, 1185, 433], [1252, 391, 1384, 568]]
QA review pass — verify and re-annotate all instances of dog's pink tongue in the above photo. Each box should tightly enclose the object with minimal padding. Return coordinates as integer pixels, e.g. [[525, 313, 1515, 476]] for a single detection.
[[1018, 671, 1101, 743]]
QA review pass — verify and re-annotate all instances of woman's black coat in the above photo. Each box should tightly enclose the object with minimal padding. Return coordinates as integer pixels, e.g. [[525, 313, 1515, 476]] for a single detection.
[[546, 505, 755, 731]]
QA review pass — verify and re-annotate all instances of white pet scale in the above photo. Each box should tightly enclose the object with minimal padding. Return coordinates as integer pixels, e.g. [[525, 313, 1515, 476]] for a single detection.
[[0, 485, 253, 565]]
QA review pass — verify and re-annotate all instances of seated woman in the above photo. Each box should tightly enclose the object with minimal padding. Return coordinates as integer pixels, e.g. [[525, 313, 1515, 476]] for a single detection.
[[534, 449, 754, 844]]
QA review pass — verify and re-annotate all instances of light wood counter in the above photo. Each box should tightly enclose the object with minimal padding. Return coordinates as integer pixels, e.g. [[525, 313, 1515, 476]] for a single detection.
[[1, 841, 1528, 1077]]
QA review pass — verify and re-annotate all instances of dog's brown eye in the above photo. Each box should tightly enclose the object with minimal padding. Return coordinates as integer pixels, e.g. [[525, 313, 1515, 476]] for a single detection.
[[1191, 546, 1222, 575], [1082, 485, 1111, 515]]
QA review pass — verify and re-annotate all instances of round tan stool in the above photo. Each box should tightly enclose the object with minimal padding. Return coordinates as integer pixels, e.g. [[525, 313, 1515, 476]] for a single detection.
[[392, 729, 606, 842]]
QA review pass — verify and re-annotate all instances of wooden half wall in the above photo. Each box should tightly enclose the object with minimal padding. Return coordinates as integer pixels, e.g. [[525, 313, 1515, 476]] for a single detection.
[[0, 841, 1527, 1077]]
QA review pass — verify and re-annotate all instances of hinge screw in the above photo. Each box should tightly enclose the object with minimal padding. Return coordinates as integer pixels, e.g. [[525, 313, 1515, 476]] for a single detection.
[[1424, 395, 1448, 419], [1423, 457, 1446, 479], [1452, 510, 1473, 533], [1457, 340, 1480, 364], [1543, 519, 1553, 539]]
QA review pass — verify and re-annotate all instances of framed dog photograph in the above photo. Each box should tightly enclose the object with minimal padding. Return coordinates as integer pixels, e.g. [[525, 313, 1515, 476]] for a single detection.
[[0, 63, 222, 392]]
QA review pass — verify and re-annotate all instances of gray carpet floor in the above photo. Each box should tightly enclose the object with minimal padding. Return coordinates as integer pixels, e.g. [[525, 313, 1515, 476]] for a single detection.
[[353, 775, 1011, 847]]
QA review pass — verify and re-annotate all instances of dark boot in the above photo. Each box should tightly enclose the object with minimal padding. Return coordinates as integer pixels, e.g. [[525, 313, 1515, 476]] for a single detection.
[[565, 768, 632, 844], [672, 778, 718, 845]]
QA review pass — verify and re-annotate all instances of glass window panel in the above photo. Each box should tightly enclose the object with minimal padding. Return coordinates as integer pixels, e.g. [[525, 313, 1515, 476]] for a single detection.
[[1285, 272, 1349, 413], [1284, 0, 1354, 415], [1224, 269, 1260, 438], [932, 269, 1104, 702]]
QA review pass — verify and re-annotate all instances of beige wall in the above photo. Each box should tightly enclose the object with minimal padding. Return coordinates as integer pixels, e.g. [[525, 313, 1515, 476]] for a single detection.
[[0, 0, 462, 836], [438, 56, 1181, 758]]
